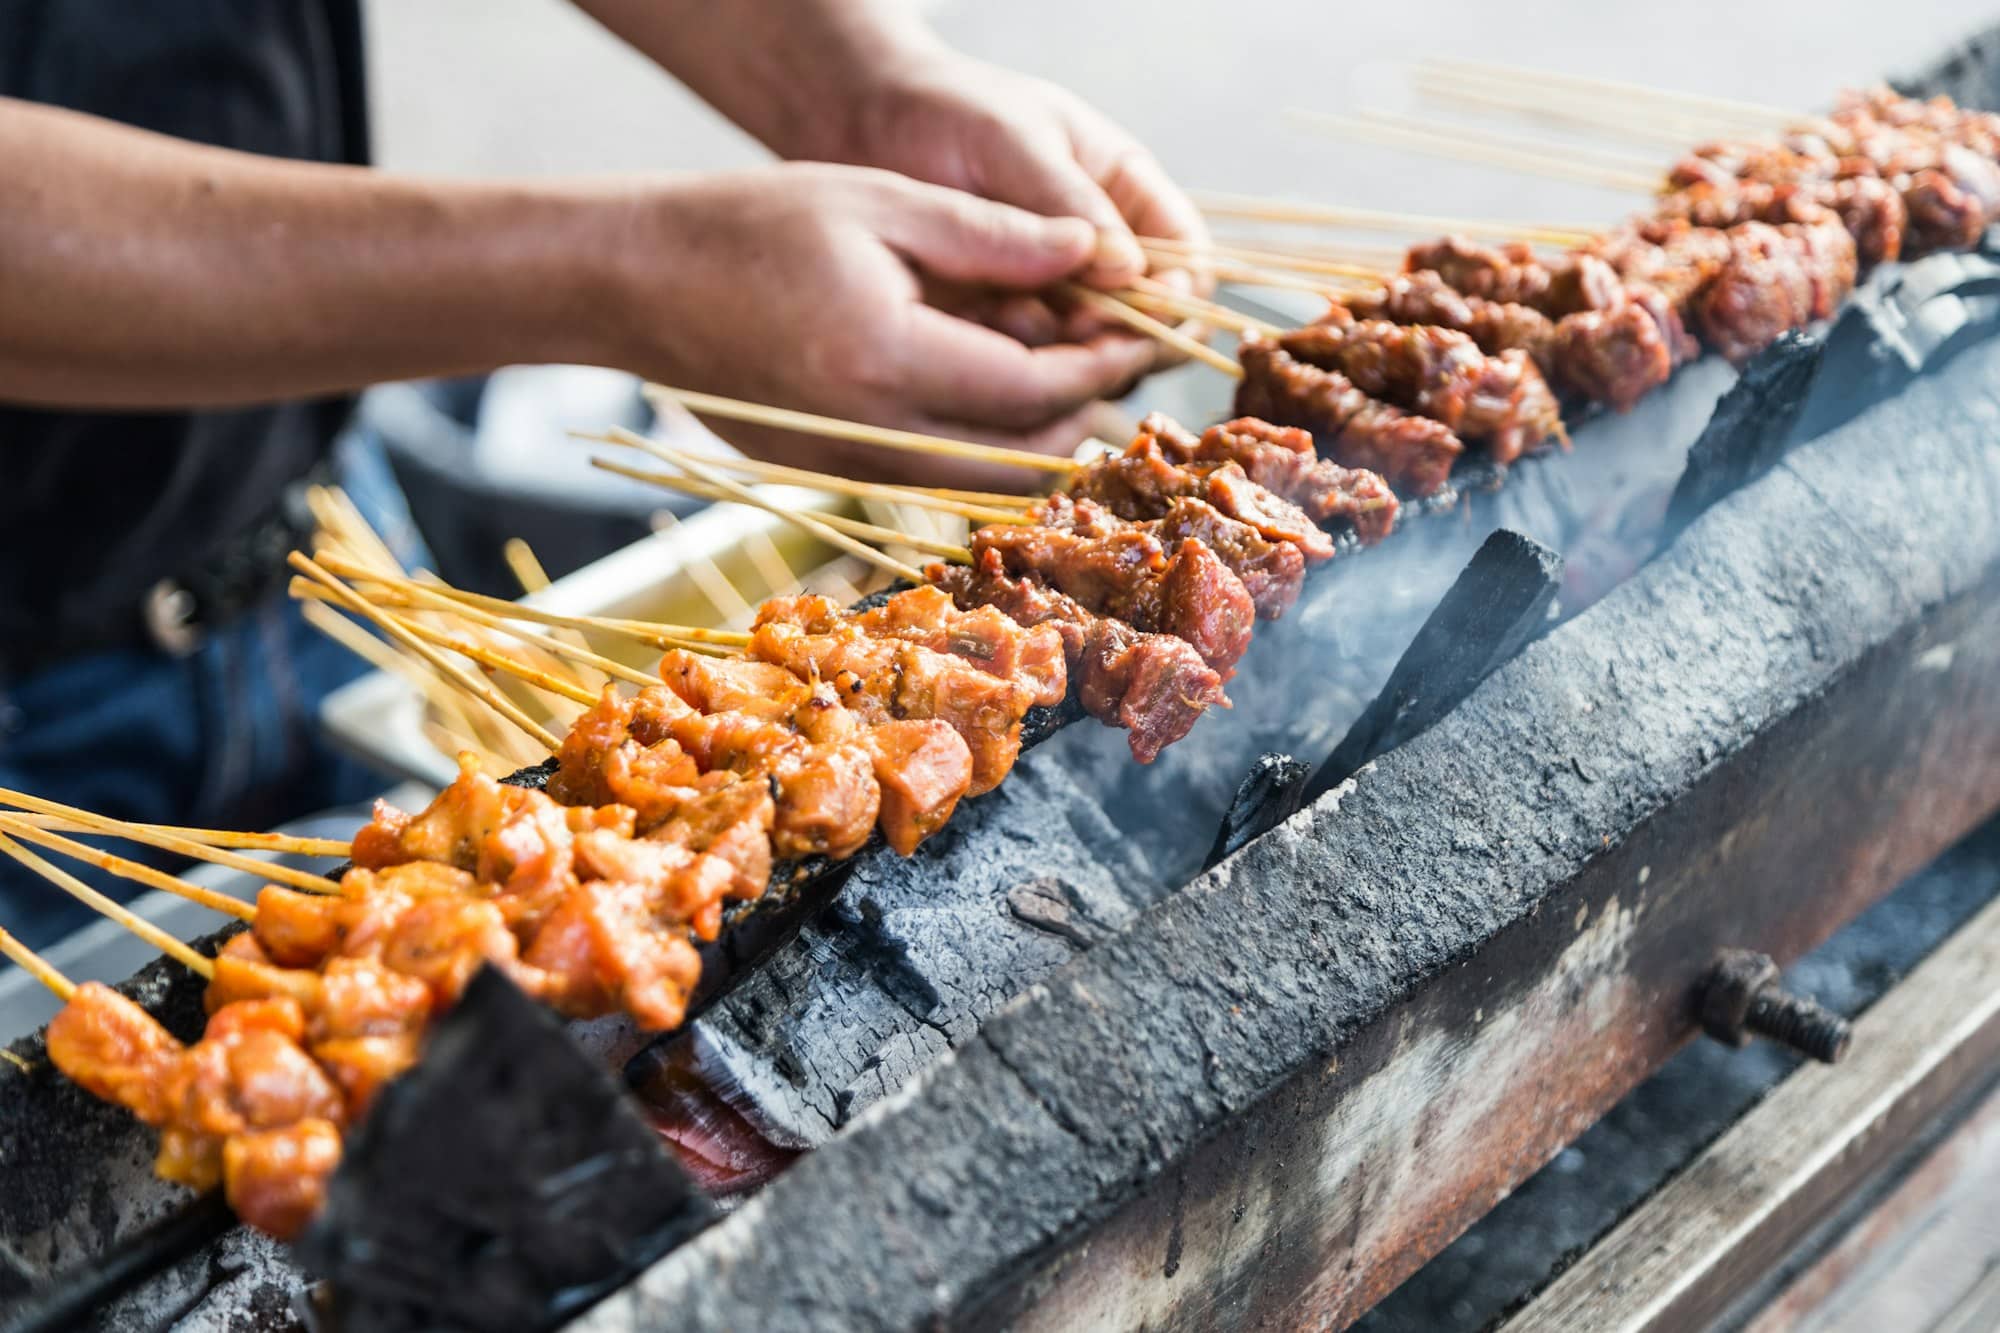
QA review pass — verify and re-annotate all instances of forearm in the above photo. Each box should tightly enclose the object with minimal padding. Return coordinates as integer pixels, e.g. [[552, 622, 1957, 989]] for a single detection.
[[0, 98, 638, 409], [572, 0, 942, 161]]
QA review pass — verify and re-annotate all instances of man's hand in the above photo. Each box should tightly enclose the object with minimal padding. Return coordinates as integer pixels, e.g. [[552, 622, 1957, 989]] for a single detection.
[[833, 52, 1208, 294], [618, 164, 1158, 489], [575, 0, 1209, 306]]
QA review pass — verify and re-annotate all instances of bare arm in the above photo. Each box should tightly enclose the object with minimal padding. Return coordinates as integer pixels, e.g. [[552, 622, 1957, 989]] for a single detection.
[[572, 0, 1206, 290], [0, 98, 1149, 486], [0, 97, 630, 408]]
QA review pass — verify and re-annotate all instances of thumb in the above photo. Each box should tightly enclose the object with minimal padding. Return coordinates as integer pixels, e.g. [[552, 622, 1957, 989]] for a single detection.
[[877, 181, 1101, 291], [973, 146, 1147, 286]]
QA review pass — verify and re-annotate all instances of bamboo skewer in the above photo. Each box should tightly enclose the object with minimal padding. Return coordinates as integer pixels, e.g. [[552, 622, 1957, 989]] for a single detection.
[[1119, 279, 1285, 338], [358, 607, 602, 708], [0, 817, 257, 923], [652, 451, 930, 585], [0, 832, 215, 979], [642, 384, 1077, 476], [1058, 284, 1244, 377], [1419, 57, 1795, 132], [0, 925, 75, 1000], [743, 528, 805, 599], [1408, 70, 1728, 151], [1143, 235, 1388, 281], [308, 556, 749, 653], [504, 538, 608, 693], [9, 814, 347, 859], [585, 426, 1043, 522], [1352, 108, 1665, 174], [1190, 191, 1599, 246], [300, 601, 511, 771], [651, 508, 756, 624], [502, 539, 554, 595], [289, 554, 563, 752], [1289, 108, 1663, 193], [591, 460, 976, 561], [0, 787, 342, 895], [302, 573, 669, 683]]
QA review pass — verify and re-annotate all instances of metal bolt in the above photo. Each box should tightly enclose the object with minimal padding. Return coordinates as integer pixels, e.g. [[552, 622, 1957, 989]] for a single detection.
[[1700, 949, 1853, 1064]]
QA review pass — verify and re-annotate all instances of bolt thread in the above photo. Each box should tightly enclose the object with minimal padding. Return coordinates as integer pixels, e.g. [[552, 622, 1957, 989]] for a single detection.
[[1746, 991, 1852, 1063]]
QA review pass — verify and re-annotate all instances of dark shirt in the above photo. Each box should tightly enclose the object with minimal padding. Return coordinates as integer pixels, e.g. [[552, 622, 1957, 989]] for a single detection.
[[0, 0, 368, 648]]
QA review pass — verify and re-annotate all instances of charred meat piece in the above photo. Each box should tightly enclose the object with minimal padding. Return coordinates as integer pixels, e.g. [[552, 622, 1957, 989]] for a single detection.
[[1346, 271, 1558, 365], [929, 548, 1227, 763], [758, 585, 1069, 710], [967, 498, 1257, 676], [1144, 414, 1399, 544], [1279, 320, 1564, 463], [1402, 236, 1622, 318], [1549, 296, 1676, 412], [1236, 339, 1464, 497], [1686, 215, 1857, 365], [744, 620, 1031, 797], [1657, 177, 1907, 268], [1587, 218, 1733, 309], [1066, 434, 1337, 563], [1039, 487, 1306, 620]]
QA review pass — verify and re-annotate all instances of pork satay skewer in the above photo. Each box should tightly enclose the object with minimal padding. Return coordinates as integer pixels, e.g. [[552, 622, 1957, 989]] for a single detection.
[[0, 816, 256, 922], [0, 831, 215, 979], [290, 554, 563, 752], [1058, 284, 1244, 377], [0, 787, 341, 895]]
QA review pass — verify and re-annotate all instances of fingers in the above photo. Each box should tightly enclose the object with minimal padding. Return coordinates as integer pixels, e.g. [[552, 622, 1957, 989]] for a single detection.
[[873, 180, 1100, 290], [896, 305, 1159, 429], [951, 124, 1147, 287]]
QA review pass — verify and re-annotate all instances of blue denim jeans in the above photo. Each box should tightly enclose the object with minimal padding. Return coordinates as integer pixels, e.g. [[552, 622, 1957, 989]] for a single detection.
[[0, 430, 428, 949]]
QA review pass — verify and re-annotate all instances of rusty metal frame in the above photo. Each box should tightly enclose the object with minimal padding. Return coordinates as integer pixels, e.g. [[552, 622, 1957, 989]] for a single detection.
[[573, 323, 2000, 1333], [1504, 890, 2000, 1331]]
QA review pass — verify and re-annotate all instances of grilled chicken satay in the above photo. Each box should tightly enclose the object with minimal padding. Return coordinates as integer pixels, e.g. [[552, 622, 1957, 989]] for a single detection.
[[46, 983, 347, 1240]]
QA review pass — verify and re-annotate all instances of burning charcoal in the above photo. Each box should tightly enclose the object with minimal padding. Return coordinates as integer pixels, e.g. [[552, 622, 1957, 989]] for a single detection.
[[297, 968, 715, 1333], [1205, 752, 1313, 869], [1310, 529, 1562, 802], [629, 760, 1164, 1187]]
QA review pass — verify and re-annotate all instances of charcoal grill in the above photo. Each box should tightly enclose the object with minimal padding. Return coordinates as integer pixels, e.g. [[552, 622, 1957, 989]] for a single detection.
[[7, 24, 2000, 1333]]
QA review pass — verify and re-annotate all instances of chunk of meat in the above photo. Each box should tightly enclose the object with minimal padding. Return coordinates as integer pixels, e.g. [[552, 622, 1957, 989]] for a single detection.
[[44, 981, 184, 1125], [523, 879, 703, 1031], [223, 1118, 344, 1241], [858, 719, 975, 855], [1235, 339, 1464, 497]]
